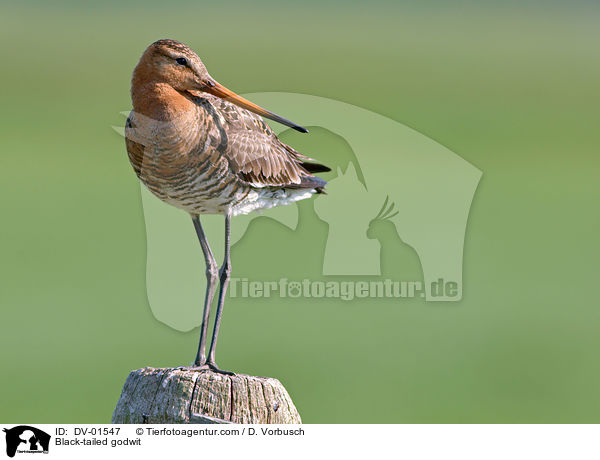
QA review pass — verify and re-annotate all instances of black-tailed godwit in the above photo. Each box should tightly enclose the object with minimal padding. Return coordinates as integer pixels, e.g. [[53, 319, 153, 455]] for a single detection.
[[125, 39, 330, 374]]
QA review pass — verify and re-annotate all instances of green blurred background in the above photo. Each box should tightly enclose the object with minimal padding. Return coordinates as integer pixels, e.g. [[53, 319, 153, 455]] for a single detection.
[[1, 0, 599, 423]]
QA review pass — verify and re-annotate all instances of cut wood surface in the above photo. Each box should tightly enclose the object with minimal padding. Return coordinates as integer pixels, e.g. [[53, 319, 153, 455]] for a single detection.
[[112, 367, 301, 424]]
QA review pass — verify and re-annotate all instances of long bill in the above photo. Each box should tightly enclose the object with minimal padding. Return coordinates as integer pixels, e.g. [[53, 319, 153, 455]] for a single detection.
[[203, 81, 308, 133]]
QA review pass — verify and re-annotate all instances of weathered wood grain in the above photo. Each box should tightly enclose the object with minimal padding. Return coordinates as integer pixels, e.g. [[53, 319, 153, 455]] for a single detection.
[[112, 367, 301, 424]]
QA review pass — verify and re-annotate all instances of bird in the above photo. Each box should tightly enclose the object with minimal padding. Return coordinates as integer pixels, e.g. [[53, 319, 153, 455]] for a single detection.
[[125, 39, 330, 374]]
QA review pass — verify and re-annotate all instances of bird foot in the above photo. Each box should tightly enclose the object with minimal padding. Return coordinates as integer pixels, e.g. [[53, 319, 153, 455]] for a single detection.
[[207, 362, 235, 376], [188, 362, 235, 376]]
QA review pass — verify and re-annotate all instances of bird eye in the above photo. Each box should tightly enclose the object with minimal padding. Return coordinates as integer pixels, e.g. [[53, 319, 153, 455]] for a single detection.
[[175, 57, 187, 66]]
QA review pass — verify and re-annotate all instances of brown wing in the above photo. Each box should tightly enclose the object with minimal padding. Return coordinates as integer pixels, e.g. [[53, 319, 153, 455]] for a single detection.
[[206, 95, 330, 188]]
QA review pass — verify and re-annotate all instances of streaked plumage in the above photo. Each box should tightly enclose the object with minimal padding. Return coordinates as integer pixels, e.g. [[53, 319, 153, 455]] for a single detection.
[[126, 39, 328, 217]]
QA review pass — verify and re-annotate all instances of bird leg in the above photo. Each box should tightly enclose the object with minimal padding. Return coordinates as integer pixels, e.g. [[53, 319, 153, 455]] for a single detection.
[[206, 211, 234, 375], [191, 215, 218, 367]]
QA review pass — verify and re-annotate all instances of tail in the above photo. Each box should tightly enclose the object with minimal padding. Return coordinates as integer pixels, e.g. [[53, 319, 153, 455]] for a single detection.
[[300, 160, 330, 193], [309, 175, 328, 194], [284, 174, 327, 194]]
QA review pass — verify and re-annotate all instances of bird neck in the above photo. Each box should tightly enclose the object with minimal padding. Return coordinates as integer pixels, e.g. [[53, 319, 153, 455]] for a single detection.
[[131, 75, 195, 122]]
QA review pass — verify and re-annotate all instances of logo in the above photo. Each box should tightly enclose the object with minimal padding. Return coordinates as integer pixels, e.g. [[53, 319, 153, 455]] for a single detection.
[[3, 426, 50, 457], [114, 92, 482, 331]]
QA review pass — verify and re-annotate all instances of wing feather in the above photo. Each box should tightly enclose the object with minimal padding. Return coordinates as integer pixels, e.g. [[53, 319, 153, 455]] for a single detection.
[[204, 95, 329, 188]]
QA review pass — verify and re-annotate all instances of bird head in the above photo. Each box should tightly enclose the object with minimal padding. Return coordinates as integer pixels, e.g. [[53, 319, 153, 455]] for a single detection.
[[366, 196, 399, 240], [133, 39, 308, 133], [135, 39, 210, 93]]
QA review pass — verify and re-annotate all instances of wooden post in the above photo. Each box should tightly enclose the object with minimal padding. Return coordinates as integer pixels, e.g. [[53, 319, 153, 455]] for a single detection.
[[111, 367, 302, 424]]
